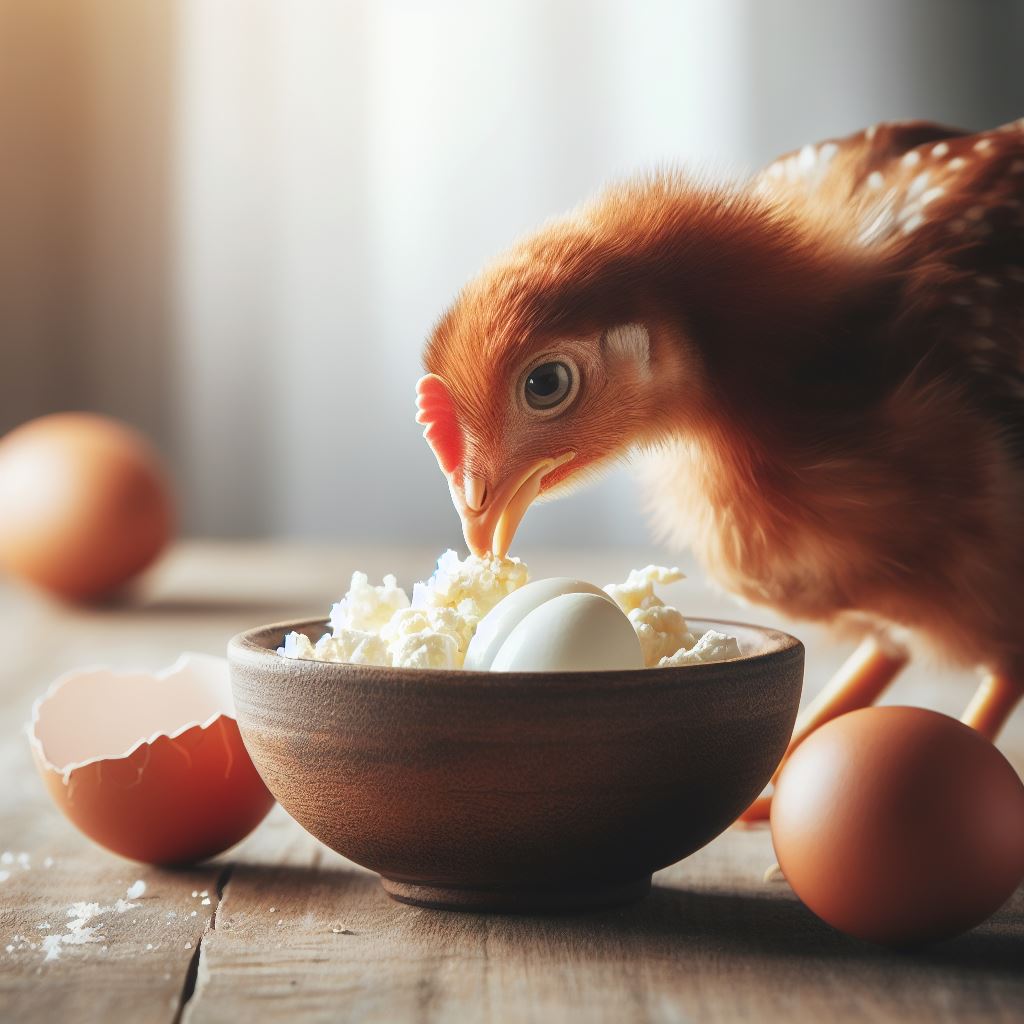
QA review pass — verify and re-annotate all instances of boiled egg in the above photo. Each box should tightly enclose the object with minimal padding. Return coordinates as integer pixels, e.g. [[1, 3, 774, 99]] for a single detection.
[[485, 589, 645, 672], [28, 653, 274, 865], [464, 577, 616, 670]]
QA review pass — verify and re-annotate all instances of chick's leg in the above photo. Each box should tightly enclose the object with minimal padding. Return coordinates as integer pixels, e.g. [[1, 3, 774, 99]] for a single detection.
[[960, 670, 1023, 741], [779, 634, 911, 752], [739, 635, 909, 823]]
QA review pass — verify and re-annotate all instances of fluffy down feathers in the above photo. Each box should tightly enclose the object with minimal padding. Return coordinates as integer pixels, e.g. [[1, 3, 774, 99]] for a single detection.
[[423, 119, 1024, 678]]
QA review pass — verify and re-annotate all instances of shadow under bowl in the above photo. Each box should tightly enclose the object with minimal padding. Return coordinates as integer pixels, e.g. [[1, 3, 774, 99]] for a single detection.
[[228, 617, 803, 913]]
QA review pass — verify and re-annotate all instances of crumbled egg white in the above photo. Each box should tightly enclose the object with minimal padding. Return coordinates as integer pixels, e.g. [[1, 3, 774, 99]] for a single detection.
[[329, 572, 410, 633], [659, 630, 741, 666], [280, 631, 315, 660], [411, 549, 529, 624], [390, 630, 461, 670], [603, 565, 685, 613], [603, 566, 697, 667], [280, 551, 527, 671], [315, 629, 391, 667], [279, 553, 739, 671], [628, 605, 697, 667], [382, 606, 471, 650]]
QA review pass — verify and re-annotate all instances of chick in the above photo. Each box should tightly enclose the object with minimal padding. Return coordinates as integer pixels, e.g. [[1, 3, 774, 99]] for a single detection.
[[417, 120, 1024, 814]]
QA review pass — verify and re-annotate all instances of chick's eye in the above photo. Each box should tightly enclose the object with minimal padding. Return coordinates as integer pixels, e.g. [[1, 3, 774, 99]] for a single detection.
[[524, 361, 572, 410]]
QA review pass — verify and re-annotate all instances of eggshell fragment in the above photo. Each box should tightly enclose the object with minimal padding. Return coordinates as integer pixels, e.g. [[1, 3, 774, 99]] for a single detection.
[[28, 653, 274, 865], [771, 706, 1024, 946]]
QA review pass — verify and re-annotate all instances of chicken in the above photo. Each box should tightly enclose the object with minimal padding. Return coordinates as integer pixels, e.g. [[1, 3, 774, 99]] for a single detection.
[[416, 119, 1024, 814]]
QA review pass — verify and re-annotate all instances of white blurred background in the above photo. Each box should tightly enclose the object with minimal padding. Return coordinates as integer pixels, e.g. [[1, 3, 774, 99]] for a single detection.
[[3, 0, 1023, 548]]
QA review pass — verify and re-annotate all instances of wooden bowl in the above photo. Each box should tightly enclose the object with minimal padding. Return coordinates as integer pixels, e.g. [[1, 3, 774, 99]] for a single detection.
[[228, 617, 803, 912]]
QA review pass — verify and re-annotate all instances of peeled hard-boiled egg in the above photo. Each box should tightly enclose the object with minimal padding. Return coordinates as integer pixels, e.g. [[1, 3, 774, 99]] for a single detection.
[[489, 591, 645, 672], [771, 706, 1024, 946], [464, 577, 615, 670], [0, 413, 174, 601], [28, 653, 274, 864]]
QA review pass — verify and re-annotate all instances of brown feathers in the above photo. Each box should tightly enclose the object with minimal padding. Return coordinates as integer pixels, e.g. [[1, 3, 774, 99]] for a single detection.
[[423, 119, 1024, 678]]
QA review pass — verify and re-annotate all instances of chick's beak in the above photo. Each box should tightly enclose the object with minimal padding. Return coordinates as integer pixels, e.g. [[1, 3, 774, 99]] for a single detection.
[[457, 452, 575, 557]]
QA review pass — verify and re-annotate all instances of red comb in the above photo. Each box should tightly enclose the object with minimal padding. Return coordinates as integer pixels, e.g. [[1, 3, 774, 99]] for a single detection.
[[415, 374, 463, 475]]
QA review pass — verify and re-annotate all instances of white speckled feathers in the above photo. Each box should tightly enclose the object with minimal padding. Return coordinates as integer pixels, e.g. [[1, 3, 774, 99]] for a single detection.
[[754, 119, 1024, 402]]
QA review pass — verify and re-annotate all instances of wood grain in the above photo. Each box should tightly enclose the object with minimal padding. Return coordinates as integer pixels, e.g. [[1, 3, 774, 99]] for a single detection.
[[228, 616, 801, 911], [184, 816, 1024, 1024], [1, 542, 1021, 1024]]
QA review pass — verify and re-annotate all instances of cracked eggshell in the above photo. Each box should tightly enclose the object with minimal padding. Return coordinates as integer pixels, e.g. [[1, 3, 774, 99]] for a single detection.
[[27, 653, 275, 865]]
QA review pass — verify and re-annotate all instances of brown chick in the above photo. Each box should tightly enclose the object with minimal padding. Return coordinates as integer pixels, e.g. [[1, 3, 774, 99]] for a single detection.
[[417, 119, 1024, 812]]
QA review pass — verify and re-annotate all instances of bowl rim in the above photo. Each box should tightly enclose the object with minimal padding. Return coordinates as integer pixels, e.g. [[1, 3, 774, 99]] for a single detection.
[[228, 615, 804, 691]]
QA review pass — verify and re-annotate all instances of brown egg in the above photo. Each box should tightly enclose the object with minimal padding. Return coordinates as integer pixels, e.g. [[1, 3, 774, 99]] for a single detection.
[[28, 654, 275, 865], [0, 412, 173, 600], [771, 706, 1024, 946]]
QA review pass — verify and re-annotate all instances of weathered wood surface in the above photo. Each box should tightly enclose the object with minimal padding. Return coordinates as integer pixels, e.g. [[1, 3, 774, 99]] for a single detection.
[[1, 542, 1021, 1024]]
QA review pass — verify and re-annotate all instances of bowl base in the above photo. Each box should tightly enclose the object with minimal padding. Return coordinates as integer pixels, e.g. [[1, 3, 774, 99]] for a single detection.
[[380, 875, 652, 913]]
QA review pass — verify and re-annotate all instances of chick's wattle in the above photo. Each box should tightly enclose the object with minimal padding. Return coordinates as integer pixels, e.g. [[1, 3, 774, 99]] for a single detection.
[[418, 118, 1024, 807]]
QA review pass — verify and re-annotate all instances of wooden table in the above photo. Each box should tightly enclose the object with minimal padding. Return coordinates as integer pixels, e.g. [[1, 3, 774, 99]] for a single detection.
[[1, 542, 1021, 1023]]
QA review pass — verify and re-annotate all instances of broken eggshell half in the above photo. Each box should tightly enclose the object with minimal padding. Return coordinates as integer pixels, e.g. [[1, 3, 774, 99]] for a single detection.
[[27, 652, 275, 865]]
